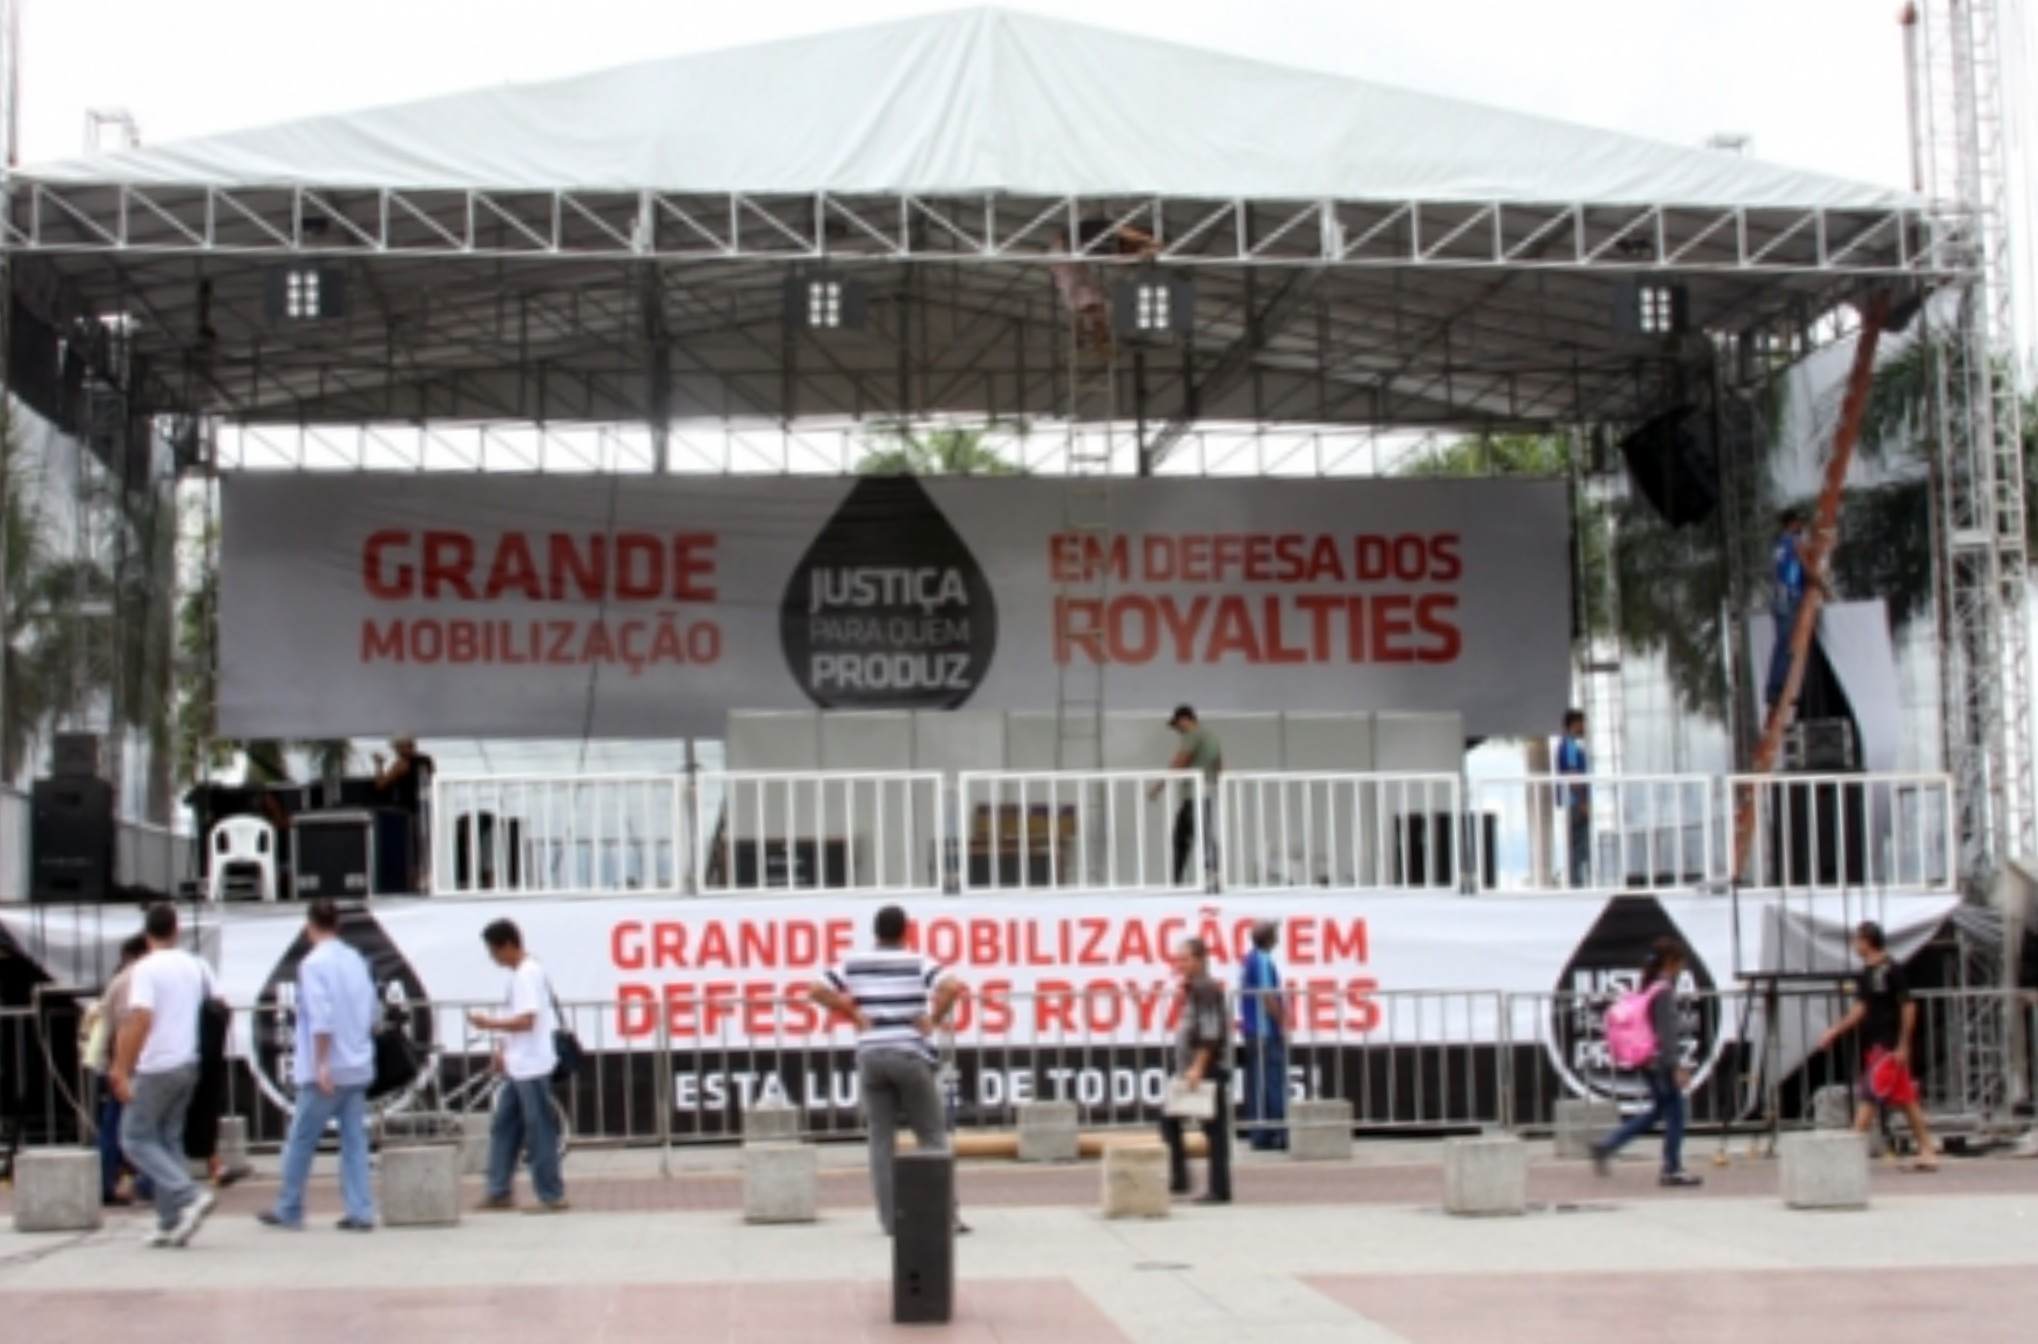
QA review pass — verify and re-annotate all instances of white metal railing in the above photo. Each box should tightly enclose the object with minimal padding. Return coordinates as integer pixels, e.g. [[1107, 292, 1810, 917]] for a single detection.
[[418, 768, 1959, 899], [1727, 772, 1956, 892], [1220, 773, 1463, 891], [698, 771, 945, 896], [1469, 774, 1724, 894], [956, 771, 1205, 893], [433, 773, 689, 897], [1, 786, 29, 901], [116, 817, 194, 897]]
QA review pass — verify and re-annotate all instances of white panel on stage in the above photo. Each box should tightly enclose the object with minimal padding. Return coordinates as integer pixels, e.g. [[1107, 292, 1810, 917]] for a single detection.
[[1198, 714, 1282, 772], [819, 711, 914, 771], [725, 711, 823, 771], [1281, 713, 1376, 773], [1373, 712, 1463, 773], [911, 712, 1006, 775]]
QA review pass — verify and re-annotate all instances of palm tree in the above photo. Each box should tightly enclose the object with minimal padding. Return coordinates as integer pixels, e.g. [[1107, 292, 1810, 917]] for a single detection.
[[858, 421, 1028, 475]]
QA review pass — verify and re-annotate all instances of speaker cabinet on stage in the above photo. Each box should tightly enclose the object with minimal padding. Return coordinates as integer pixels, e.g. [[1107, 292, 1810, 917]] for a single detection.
[[1392, 812, 1498, 889], [50, 733, 102, 779], [453, 812, 524, 890], [31, 777, 115, 903], [294, 808, 412, 899], [891, 1152, 954, 1325], [1617, 405, 1718, 528], [1762, 779, 1868, 888]]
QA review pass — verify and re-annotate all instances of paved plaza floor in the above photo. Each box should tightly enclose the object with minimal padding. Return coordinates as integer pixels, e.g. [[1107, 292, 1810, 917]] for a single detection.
[[6, 1143, 2037, 1341]]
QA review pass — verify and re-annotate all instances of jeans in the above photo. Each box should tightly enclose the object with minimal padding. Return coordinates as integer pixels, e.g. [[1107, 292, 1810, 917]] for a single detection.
[[487, 1076, 565, 1206], [859, 1049, 949, 1235], [1160, 1074, 1232, 1200], [274, 1081, 375, 1226], [1567, 804, 1591, 889], [1173, 799, 1217, 886], [121, 1064, 200, 1230], [1599, 1065, 1687, 1174], [1766, 601, 1800, 707], [96, 1073, 127, 1201], [1240, 1037, 1288, 1151]]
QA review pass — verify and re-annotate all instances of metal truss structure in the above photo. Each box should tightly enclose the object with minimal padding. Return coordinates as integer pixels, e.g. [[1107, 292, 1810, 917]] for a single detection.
[[1911, 0, 2036, 890], [3, 186, 1945, 461]]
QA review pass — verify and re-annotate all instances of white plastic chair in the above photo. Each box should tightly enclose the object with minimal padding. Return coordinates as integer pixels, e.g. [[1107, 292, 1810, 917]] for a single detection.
[[208, 816, 278, 903]]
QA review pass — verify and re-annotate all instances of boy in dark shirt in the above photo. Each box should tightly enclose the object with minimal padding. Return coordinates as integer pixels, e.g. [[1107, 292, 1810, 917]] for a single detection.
[[1816, 921, 1939, 1171]]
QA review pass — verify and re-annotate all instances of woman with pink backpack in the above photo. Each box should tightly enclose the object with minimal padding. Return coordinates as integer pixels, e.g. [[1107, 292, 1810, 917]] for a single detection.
[[1589, 937, 1703, 1187]]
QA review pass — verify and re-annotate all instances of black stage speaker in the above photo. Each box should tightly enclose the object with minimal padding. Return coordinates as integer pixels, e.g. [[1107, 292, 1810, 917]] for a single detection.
[[453, 812, 524, 890], [1763, 780, 1869, 888], [31, 777, 115, 903], [1392, 812, 1499, 889], [50, 733, 102, 779], [892, 1151, 955, 1325], [293, 808, 411, 899], [1618, 405, 1719, 528]]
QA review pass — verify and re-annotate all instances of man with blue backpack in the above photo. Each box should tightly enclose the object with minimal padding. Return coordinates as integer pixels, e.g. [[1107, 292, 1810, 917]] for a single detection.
[[1589, 937, 1704, 1187]]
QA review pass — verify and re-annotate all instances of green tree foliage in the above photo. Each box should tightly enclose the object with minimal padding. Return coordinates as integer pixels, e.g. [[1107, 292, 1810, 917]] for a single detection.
[[858, 422, 1028, 476]]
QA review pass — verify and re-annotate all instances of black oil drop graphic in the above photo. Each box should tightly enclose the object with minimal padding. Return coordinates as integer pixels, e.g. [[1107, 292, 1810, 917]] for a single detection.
[[1545, 894, 1718, 1103], [781, 477, 997, 709], [253, 906, 433, 1107]]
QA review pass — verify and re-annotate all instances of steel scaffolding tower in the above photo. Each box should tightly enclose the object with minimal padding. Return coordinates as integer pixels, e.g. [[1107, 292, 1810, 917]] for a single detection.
[[1909, 0, 2035, 887]]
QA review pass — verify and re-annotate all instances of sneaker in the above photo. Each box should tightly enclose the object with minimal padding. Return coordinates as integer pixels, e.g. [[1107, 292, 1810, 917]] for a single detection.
[[169, 1191, 217, 1247], [1589, 1144, 1611, 1178], [1191, 1193, 1231, 1205], [1658, 1170, 1704, 1188], [102, 1193, 134, 1208], [475, 1195, 516, 1213], [214, 1166, 252, 1190], [141, 1228, 174, 1249], [335, 1217, 375, 1233], [521, 1200, 570, 1216], [256, 1210, 304, 1231]]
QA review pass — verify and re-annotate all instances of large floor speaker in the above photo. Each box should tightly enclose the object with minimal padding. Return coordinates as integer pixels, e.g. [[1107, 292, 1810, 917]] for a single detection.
[[294, 808, 412, 898], [1763, 780, 1869, 887], [1392, 812, 1499, 889], [454, 812, 525, 890], [31, 777, 115, 903], [1618, 405, 1719, 528], [891, 1152, 954, 1324]]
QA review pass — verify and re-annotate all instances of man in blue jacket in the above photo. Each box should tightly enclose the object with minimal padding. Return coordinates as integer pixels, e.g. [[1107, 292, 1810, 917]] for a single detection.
[[1237, 920, 1289, 1151]]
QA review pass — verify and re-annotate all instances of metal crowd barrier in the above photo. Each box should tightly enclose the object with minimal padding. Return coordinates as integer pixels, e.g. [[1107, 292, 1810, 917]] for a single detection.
[[433, 772, 691, 896], [956, 771, 1205, 894], [16, 985, 2037, 1165], [1726, 772, 1957, 891], [701, 770, 946, 896]]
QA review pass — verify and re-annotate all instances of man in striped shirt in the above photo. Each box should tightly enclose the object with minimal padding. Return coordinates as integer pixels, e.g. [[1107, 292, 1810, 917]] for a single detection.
[[811, 904, 963, 1235]]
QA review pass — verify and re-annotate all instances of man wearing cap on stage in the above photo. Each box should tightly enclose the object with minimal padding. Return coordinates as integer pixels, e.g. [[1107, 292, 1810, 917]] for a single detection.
[[1151, 706, 1223, 889]]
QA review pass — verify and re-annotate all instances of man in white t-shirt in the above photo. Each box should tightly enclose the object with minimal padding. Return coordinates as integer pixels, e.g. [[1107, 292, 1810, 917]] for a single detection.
[[467, 918, 565, 1213], [110, 903, 222, 1247]]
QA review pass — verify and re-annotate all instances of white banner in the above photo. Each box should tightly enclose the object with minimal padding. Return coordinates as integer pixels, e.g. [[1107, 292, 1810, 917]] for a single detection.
[[219, 475, 1569, 738]]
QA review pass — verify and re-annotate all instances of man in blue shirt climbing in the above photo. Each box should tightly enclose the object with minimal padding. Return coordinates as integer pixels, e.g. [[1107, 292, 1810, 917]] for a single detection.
[[1557, 709, 1591, 888], [1766, 507, 1829, 713]]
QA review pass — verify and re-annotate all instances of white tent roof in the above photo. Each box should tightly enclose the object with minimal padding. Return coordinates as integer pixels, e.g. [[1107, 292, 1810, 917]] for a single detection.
[[22, 6, 1910, 210]]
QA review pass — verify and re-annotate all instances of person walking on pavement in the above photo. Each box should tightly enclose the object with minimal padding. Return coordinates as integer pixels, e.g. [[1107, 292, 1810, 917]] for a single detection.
[[82, 934, 148, 1207], [1590, 938, 1704, 1187], [469, 919, 569, 1213], [1238, 920, 1289, 1151], [1152, 706, 1223, 888], [1161, 937, 1233, 1204], [1816, 920, 1939, 1171], [811, 903, 965, 1236], [109, 903, 224, 1247], [259, 899, 380, 1232]]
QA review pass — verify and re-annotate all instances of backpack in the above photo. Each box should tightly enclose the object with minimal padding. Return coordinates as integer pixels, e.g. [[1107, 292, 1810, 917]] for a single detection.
[[1604, 981, 1668, 1070]]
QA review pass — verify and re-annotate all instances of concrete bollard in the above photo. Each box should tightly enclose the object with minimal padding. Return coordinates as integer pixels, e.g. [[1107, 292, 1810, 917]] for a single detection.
[[744, 1142, 819, 1224], [1779, 1131, 1870, 1210], [1810, 1085, 1855, 1131], [1443, 1134, 1528, 1217], [744, 1102, 802, 1146], [1016, 1101, 1081, 1163], [1100, 1144, 1170, 1219], [1287, 1098, 1354, 1162], [1553, 1098, 1620, 1161], [12, 1150, 103, 1233], [379, 1146, 462, 1227], [215, 1115, 253, 1180], [459, 1123, 492, 1178]]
